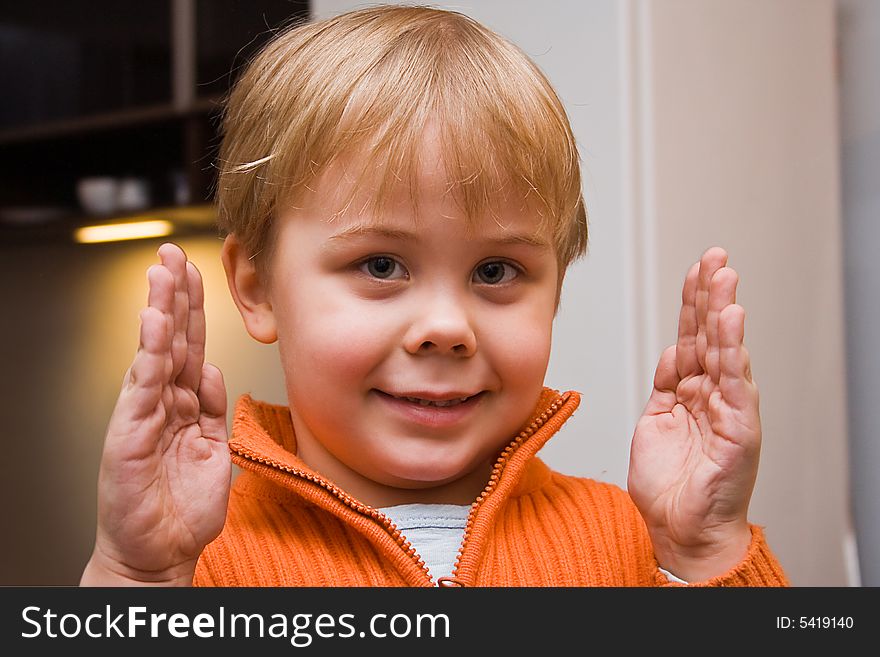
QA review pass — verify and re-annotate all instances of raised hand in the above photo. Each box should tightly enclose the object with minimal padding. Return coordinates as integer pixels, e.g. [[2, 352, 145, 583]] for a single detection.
[[81, 243, 230, 586], [628, 247, 760, 582]]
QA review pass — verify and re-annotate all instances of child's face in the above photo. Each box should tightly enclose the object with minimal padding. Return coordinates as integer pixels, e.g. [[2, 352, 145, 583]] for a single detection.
[[259, 133, 559, 504]]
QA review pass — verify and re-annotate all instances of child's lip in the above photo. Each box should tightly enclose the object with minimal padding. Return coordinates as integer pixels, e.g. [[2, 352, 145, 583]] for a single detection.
[[373, 390, 486, 428]]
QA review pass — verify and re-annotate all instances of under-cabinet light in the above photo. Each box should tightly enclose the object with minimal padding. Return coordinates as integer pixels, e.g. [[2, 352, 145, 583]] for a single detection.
[[74, 220, 174, 244]]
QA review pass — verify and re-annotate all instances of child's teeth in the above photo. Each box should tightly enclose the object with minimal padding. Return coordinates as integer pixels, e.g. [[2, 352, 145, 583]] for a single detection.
[[403, 396, 470, 407]]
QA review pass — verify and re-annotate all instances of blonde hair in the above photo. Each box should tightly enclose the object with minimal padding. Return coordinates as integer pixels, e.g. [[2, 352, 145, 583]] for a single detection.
[[216, 4, 588, 279]]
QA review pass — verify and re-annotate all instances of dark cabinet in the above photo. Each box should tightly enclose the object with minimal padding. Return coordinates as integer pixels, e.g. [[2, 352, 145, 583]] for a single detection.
[[0, 0, 309, 242]]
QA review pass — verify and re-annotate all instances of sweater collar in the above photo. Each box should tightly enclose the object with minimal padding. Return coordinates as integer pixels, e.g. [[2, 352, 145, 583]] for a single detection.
[[228, 386, 581, 502]]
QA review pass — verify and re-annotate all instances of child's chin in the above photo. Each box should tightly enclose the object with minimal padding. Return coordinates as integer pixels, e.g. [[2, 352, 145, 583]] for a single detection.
[[383, 468, 466, 488], [376, 457, 487, 492]]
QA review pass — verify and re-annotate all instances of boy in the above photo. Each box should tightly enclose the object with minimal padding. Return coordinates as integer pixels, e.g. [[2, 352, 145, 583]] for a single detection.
[[81, 5, 787, 587]]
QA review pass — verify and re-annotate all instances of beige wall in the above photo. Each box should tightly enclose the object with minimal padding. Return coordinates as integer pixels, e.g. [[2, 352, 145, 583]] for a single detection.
[[638, 0, 850, 586]]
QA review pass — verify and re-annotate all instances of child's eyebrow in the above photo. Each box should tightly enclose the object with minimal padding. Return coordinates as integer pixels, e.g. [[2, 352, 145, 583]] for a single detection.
[[325, 224, 551, 250], [488, 233, 551, 250], [327, 225, 417, 243]]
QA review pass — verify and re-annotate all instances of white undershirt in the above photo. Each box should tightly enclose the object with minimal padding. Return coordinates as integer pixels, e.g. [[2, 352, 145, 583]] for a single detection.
[[376, 503, 470, 583]]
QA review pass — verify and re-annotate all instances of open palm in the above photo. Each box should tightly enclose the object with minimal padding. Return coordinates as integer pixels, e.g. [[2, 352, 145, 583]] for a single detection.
[[85, 243, 230, 584], [628, 248, 760, 579]]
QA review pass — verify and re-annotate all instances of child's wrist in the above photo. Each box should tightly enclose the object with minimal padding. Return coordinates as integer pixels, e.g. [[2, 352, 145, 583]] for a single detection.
[[652, 523, 752, 583], [80, 547, 197, 587]]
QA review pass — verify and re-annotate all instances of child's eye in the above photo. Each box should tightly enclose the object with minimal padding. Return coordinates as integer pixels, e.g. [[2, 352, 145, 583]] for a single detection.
[[473, 261, 519, 285], [359, 256, 408, 280]]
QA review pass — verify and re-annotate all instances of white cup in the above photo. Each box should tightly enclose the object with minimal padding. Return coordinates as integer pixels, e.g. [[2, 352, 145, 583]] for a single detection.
[[76, 177, 119, 216], [117, 177, 151, 212]]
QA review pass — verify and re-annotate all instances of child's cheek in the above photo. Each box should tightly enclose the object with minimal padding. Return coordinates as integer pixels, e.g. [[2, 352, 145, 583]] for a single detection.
[[288, 292, 396, 378], [494, 323, 553, 383], [475, 298, 554, 373]]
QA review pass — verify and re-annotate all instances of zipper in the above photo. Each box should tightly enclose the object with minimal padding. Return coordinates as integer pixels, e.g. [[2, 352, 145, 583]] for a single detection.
[[230, 444, 434, 581], [230, 391, 569, 587], [447, 391, 569, 585]]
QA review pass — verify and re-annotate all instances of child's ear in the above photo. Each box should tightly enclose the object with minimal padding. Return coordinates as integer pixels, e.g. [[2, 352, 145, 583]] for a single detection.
[[220, 234, 278, 344]]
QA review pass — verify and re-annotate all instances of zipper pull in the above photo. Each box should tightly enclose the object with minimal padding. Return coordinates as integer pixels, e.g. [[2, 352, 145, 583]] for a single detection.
[[436, 576, 466, 587]]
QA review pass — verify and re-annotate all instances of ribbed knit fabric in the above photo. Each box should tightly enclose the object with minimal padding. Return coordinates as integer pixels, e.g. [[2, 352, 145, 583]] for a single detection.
[[193, 387, 789, 587]]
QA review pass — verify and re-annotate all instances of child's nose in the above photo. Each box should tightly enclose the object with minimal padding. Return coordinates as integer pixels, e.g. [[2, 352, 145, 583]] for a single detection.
[[402, 292, 477, 357]]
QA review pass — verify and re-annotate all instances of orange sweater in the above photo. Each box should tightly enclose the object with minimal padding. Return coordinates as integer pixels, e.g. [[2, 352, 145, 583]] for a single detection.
[[194, 387, 788, 587]]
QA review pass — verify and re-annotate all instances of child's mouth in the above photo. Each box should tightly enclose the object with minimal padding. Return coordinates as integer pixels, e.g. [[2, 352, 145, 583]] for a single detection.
[[373, 390, 486, 426]]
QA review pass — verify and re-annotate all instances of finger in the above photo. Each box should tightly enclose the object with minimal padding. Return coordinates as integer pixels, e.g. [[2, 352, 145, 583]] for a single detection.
[[157, 243, 190, 382], [123, 305, 173, 416], [705, 266, 738, 383], [176, 261, 207, 391], [198, 363, 228, 443], [676, 261, 701, 379], [643, 345, 680, 416], [695, 247, 728, 372], [146, 260, 174, 317], [718, 303, 756, 411], [113, 264, 174, 427], [137, 262, 176, 384]]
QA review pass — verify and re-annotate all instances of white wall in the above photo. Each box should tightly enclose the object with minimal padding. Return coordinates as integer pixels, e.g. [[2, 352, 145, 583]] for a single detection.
[[315, 0, 853, 586], [838, 0, 880, 586]]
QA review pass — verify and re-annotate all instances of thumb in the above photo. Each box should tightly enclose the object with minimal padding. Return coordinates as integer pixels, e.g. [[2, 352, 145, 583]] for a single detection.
[[197, 362, 228, 442]]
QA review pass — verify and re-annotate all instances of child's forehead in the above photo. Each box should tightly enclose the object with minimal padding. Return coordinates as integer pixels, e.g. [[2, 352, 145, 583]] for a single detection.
[[291, 161, 547, 242]]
